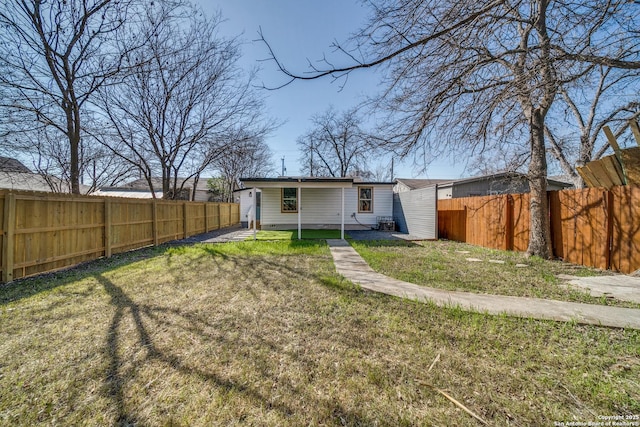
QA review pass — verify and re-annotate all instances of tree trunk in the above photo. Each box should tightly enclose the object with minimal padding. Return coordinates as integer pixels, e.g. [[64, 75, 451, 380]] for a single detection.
[[162, 167, 170, 199], [69, 131, 81, 194], [527, 109, 553, 258]]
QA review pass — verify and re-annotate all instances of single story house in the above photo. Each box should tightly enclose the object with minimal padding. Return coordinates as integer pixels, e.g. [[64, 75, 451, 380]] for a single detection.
[[239, 176, 394, 239]]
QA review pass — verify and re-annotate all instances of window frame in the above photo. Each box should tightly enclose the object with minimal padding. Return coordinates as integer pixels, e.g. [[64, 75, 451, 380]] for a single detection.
[[358, 186, 374, 213], [281, 187, 298, 213]]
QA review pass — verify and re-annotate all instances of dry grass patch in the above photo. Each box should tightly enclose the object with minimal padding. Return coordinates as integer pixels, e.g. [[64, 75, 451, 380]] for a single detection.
[[351, 239, 640, 307], [0, 240, 638, 426]]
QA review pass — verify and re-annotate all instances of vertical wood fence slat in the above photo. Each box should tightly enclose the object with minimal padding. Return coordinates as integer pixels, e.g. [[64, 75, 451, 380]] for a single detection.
[[605, 190, 614, 270], [183, 202, 188, 239], [104, 198, 112, 258], [152, 200, 158, 246], [2, 193, 16, 282], [505, 195, 514, 250], [204, 203, 209, 232]]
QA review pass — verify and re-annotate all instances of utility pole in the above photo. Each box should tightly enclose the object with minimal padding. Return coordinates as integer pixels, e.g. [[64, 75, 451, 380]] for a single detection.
[[309, 141, 314, 177], [281, 156, 286, 176], [390, 157, 394, 181]]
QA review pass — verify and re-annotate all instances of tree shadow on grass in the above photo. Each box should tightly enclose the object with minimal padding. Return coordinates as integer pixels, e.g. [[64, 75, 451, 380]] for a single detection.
[[93, 250, 382, 425], [0, 246, 168, 306], [95, 272, 292, 425]]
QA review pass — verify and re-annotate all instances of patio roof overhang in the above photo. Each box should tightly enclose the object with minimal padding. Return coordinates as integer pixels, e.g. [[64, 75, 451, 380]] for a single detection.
[[240, 177, 354, 189]]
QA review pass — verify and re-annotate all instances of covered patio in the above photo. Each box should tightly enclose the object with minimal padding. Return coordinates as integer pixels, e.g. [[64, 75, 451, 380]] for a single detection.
[[240, 177, 356, 240]]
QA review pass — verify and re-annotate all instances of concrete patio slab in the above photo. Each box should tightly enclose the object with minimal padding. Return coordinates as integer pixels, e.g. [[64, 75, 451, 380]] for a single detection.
[[558, 274, 640, 304]]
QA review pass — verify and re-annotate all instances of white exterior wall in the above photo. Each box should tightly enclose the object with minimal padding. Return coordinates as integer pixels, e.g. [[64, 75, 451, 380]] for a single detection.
[[259, 185, 393, 230], [238, 189, 254, 225], [394, 185, 437, 239]]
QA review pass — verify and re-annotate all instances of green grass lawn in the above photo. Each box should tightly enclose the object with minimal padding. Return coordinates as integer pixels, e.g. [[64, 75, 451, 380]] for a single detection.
[[1, 241, 638, 426], [351, 239, 640, 308], [249, 229, 343, 240]]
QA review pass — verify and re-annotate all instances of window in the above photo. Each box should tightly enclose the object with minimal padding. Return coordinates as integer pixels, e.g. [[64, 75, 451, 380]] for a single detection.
[[281, 188, 297, 212], [358, 186, 373, 213]]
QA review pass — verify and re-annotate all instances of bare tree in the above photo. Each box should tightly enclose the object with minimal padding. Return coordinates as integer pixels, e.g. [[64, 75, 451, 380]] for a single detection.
[[297, 107, 372, 177], [545, 66, 640, 187], [99, 2, 271, 200], [0, 0, 140, 193], [212, 134, 274, 202], [261, 0, 640, 258]]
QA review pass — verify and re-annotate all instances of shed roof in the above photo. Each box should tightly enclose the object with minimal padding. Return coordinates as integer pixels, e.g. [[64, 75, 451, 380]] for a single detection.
[[394, 178, 452, 190]]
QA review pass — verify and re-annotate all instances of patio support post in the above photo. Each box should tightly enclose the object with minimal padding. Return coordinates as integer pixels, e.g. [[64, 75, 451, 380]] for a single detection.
[[297, 186, 302, 240], [341, 187, 345, 239], [252, 188, 257, 240]]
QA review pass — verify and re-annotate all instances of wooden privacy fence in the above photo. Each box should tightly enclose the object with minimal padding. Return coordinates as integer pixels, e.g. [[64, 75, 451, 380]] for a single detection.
[[438, 185, 640, 274], [0, 190, 240, 282]]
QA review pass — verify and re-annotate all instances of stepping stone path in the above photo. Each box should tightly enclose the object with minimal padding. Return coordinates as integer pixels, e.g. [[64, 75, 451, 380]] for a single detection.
[[463, 257, 529, 267], [454, 248, 530, 267]]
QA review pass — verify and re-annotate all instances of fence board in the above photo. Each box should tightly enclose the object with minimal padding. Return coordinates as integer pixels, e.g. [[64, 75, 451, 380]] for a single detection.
[[0, 190, 239, 282], [549, 188, 609, 270], [0, 193, 4, 278], [511, 194, 530, 251], [437, 209, 466, 241], [610, 186, 640, 274]]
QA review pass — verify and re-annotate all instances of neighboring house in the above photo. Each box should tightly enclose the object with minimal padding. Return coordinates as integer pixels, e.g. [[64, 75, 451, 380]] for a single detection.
[[0, 156, 86, 193], [91, 187, 164, 199], [239, 176, 394, 237], [395, 173, 572, 199], [94, 177, 213, 200], [436, 172, 573, 199]]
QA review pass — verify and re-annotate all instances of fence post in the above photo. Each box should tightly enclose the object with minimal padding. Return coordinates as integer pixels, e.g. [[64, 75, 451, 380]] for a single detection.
[[104, 198, 112, 258], [152, 199, 158, 246], [204, 203, 209, 232], [183, 202, 188, 239], [605, 190, 614, 270], [505, 195, 514, 251], [2, 193, 16, 282]]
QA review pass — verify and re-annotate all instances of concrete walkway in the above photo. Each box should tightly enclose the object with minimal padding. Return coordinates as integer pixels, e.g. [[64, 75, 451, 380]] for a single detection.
[[326, 239, 640, 329]]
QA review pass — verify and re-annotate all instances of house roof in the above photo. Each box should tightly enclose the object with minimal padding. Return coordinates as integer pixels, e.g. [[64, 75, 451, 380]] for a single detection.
[[92, 187, 163, 198], [0, 157, 31, 173], [123, 177, 211, 192], [436, 172, 573, 188], [0, 171, 51, 191], [0, 171, 92, 193], [394, 178, 452, 190]]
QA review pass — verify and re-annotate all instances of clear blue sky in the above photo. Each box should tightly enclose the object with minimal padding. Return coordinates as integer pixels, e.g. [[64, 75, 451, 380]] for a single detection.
[[196, 0, 466, 179]]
